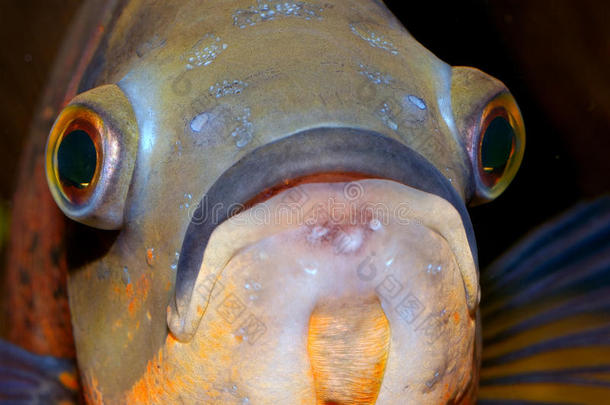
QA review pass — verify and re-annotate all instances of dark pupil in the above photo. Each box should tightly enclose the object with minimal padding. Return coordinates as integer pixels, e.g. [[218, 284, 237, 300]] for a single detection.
[[481, 116, 514, 172], [57, 129, 97, 188]]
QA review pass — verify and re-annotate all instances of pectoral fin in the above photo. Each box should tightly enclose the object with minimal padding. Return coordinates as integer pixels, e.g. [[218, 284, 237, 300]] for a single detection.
[[0, 339, 79, 404]]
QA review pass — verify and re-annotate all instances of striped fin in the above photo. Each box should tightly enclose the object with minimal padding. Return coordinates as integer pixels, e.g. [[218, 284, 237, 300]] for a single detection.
[[478, 196, 610, 405], [0, 339, 79, 404]]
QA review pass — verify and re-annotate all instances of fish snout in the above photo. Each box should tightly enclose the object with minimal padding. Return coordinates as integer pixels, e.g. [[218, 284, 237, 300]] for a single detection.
[[168, 127, 479, 341]]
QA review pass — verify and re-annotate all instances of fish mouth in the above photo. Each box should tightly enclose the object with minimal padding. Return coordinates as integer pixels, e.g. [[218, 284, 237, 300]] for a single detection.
[[168, 126, 478, 342]]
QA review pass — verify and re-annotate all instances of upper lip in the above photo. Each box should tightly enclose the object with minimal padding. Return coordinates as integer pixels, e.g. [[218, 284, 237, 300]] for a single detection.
[[170, 126, 478, 339]]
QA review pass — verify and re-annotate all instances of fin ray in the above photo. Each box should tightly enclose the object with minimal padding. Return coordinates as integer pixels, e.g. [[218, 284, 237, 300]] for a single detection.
[[479, 197, 610, 405]]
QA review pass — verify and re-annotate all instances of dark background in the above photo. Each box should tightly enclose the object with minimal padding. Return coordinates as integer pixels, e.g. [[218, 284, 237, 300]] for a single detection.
[[0, 0, 608, 270], [389, 0, 610, 266]]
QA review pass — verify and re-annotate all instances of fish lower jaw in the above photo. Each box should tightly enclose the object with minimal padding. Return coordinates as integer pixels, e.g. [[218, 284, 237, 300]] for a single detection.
[[164, 178, 479, 403], [169, 179, 478, 337]]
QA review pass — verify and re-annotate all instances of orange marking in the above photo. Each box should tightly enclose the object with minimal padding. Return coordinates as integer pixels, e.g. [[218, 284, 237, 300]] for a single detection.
[[307, 295, 390, 404], [59, 371, 79, 391], [146, 248, 156, 266], [125, 302, 246, 403], [126, 274, 151, 317], [83, 374, 103, 404]]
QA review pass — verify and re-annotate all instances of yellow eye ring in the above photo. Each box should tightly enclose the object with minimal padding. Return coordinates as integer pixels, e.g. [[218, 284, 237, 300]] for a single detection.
[[47, 105, 104, 206], [45, 84, 139, 230], [472, 92, 525, 203]]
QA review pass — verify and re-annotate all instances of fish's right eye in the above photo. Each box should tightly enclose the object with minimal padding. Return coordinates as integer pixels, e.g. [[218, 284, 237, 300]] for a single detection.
[[45, 84, 139, 230], [57, 129, 97, 190], [48, 106, 104, 205]]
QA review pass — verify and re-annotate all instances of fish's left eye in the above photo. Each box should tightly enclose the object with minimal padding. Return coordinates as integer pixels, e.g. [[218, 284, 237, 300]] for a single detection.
[[451, 66, 526, 204], [481, 116, 514, 175], [474, 92, 525, 202], [45, 84, 139, 229]]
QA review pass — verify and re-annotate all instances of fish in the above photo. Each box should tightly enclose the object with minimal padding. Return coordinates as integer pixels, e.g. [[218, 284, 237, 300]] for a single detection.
[[2, 0, 604, 404]]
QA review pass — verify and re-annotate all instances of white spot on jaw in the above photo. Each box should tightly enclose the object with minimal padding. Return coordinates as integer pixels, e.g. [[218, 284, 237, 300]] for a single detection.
[[378, 102, 399, 131], [122, 266, 130, 285], [209, 79, 248, 98], [233, 1, 324, 28], [179, 193, 192, 210], [245, 281, 262, 290], [299, 258, 319, 276], [358, 63, 393, 85], [231, 107, 254, 148], [184, 34, 227, 70], [307, 226, 329, 243], [190, 112, 210, 132], [427, 264, 442, 274], [170, 252, 180, 270], [350, 22, 398, 55], [407, 95, 427, 110]]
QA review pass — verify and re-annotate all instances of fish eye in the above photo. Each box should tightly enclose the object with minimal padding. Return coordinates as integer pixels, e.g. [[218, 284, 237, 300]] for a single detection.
[[49, 107, 103, 205], [480, 116, 514, 183], [473, 92, 525, 202], [45, 84, 139, 229], [57, 129, 97, 189]]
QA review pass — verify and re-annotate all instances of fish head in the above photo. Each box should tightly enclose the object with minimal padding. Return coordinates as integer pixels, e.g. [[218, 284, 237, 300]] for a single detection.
[[44, 0, 524, 403]]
